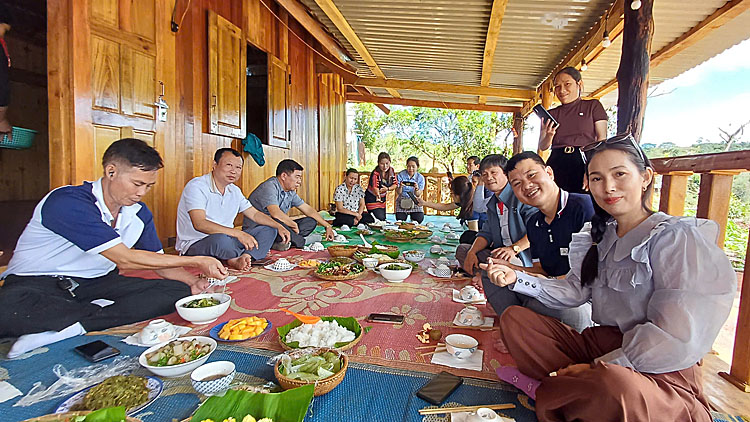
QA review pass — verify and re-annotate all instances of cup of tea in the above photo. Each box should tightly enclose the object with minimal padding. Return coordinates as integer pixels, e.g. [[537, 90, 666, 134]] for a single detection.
[[467, 408, 501, 422], [138, 319, 176, 345], [460, 285, 482, 302], [457, 305, 483, 326], [362, 257, 379, 270], [444, 334, 478, 359], [467, 219, 479, 231]]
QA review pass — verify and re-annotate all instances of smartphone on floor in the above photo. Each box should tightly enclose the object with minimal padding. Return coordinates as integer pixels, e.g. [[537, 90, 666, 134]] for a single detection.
[[416, 371, 463, 405], [74, 340, 120, 362], [366, 313, 405, 324]]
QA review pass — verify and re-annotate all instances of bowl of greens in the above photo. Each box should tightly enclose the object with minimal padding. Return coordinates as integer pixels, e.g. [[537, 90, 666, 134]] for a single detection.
[[139, 336, 216, 378], [175, 293, 231, 324], [377, 262, 412, 283], [274, 348, 348, 396]]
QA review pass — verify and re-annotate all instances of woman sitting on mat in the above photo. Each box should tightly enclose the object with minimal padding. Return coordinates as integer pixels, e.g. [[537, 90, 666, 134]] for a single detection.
[[332, 168, 373, 227], [481, 134, 736, 422], [417, 175, 480, 244], [395, 156, 426, 223], [364, 152, 397, 222]]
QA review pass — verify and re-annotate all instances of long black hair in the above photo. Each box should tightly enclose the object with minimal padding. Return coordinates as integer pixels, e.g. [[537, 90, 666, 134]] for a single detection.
[[450, 176, 474, 221], [579, 137, 655, 286]]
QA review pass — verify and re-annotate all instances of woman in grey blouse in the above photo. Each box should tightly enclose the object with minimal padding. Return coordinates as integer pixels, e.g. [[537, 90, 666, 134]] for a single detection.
[[480, 134, 736, 422]]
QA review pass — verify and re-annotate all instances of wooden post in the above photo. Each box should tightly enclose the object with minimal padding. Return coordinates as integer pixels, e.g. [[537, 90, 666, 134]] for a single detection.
[[658, 171, 691, 216], [512, 111, 524, 155], [616, 0, 654, 141], [538, 82, 553, 161], [696, 171, 738, 248], [720, 234, 750, 392]]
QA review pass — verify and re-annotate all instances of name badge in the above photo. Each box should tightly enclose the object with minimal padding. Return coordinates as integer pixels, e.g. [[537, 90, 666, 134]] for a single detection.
[[560, 248, 569, 256]]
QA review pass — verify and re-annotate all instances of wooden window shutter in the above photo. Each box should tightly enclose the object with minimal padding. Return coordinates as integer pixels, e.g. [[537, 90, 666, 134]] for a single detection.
[[207, 11, 246, 139], [268, 55, 291, 148]]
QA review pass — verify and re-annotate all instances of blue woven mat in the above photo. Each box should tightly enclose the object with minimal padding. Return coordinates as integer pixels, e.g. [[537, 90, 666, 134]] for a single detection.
[[0, 335, 537, 422]]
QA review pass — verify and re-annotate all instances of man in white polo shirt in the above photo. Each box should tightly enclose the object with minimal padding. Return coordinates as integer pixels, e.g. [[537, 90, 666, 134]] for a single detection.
[[0, 138, 227, 358], [176, 148, 290, 270]]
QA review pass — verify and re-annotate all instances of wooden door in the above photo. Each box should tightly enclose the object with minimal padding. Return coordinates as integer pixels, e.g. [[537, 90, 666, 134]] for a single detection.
[[207, 11, 246, 139], [268, 55, 291, 148]]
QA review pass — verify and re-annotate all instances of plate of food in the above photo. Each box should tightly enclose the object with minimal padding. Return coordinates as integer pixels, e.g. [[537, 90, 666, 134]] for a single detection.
[[277, 316, 365, 351], [298, 259, 324, 268], [56, 375, 162, 416], [210, 316, 272, 342], [314, 260, 365, 281], [384, 230, 416, 242], [352, 250, 395, 266]]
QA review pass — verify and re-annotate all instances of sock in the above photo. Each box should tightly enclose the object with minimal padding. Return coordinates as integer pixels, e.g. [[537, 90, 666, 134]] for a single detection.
[[496, 365, 541, 400], [8, 322, 86, 358]]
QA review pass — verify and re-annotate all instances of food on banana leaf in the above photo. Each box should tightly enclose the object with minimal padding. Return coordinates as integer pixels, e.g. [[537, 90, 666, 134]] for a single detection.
[[279, 351, 343, 381]]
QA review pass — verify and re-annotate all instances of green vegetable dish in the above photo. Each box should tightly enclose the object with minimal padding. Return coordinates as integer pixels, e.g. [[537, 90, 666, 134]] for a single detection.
[[183, 297, 221, 308], [315, 260, 364, 276], [71, 375, 149, 411], [383, 264, 409, 271], [145, 339, 212, 367], [280, 351, 343, 381]]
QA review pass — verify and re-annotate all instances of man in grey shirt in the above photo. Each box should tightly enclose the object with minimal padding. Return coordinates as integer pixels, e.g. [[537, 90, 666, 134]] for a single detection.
[[243, 159, 334, 249]]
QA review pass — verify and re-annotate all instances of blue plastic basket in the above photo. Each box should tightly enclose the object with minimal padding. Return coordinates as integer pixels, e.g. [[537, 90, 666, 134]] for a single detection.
[[0, 126, 37, 150]]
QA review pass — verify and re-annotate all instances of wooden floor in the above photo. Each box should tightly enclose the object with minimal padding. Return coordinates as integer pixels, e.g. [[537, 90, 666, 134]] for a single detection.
[[704, 353, 750, 416]]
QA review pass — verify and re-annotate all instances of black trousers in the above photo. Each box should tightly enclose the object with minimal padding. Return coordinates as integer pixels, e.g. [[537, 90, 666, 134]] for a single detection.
[[332, 212, 374, 227], [0, 270, 191, 336], [547, 147, 586, 194], [367, 207, 386, 221], [395, 211, 425, 223]]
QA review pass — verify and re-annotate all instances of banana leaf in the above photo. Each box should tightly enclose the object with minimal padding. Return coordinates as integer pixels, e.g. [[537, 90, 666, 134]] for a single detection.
[[190, 386, 314, 422], [79, 407, 127, 422], [276, 316, 370, 349]]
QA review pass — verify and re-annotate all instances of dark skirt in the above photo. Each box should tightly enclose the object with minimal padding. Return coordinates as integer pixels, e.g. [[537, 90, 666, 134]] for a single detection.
[[547, 147, 586, 194]]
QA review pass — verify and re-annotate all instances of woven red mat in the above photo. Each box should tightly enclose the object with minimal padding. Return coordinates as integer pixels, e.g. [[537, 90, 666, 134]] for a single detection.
[[121, 249, 515, 381]]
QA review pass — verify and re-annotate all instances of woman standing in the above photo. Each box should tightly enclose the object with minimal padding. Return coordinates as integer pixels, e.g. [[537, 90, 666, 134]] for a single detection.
[[395, 156, 425, 223], [481, 134, 735, 422], [364, 152, 397, 221], [539, 67, 608, 193]]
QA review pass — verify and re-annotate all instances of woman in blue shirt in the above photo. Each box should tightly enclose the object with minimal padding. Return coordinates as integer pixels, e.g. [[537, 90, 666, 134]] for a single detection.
[[395, 156, 426, 223]]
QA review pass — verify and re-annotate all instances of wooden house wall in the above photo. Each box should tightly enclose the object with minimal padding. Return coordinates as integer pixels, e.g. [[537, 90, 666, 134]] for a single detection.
[[47, 0, 347, 242]]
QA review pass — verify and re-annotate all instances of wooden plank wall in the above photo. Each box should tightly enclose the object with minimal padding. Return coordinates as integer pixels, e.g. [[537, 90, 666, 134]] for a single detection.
[[47, 0, 347, 241]]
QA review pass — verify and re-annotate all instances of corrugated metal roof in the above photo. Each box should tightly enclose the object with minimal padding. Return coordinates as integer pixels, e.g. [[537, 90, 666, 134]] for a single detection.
[[298, 0, 750, 108]]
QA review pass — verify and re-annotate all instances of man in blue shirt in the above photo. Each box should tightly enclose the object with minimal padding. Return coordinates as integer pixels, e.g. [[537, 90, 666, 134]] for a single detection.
[[0, 138, 227, 357], [492, 151, 593, 332], [244, 159, 334, 249]]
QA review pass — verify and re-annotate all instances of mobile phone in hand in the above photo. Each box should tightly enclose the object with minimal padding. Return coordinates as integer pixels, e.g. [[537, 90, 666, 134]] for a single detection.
[[533, 104, 559, 127], [74, 340, 120, 362], [416, 371, 463, 404]]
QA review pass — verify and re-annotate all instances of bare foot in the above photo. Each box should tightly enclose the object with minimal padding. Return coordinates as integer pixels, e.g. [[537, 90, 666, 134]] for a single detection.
[[227, 254, 252, 271]]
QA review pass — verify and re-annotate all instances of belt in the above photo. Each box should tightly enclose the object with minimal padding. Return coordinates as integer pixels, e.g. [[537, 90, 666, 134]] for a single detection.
[[562, 146, 576, 154]]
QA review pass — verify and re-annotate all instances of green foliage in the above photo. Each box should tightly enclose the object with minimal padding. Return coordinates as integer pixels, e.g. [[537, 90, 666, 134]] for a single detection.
[[352, 104, 514, 173]]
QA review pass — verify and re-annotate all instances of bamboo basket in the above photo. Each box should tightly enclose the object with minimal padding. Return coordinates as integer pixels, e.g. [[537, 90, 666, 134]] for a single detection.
[[326, 245, 359, 258], [274, 349, 349, 396], [23, 412, 142, 422], [279, 321, 363, 353], [314, 269, 365, 281]]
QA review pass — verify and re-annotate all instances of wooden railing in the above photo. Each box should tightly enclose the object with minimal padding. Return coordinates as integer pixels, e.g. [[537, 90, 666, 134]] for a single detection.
[[355, 172, 461, 216], [651, 150, 750, 392]]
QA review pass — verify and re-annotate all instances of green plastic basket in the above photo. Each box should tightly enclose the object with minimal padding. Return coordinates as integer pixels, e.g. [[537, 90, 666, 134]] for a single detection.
[[0, 127, 37, 150]]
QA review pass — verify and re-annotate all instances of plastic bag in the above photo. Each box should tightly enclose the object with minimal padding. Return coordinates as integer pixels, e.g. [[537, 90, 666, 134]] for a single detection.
[[14, 356, 139, 407]]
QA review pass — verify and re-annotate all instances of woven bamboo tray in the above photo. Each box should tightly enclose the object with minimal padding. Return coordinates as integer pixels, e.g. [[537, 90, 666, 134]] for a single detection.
[[314, 269, 365, 281], [357, 245, 400, 257], [326, 245, 359, 258], [23, 412, 142, 422], [384, 233, 416, 242], [274, 349, 349, 396], [279, 321, 363, 352], [412, 229, 433, 239]]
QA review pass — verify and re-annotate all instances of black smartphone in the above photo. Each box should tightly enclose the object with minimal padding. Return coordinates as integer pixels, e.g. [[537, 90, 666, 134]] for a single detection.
[[401, 181, 416, 187], [416, 371, 463, 405], [406, 190, 419, 203], [74, 340, 120, 362], [366, 313, 405, 324], [533, 104, 559, 127]]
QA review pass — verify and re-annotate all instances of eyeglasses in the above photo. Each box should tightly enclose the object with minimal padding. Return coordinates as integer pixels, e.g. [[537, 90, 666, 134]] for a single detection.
[[580, 133, 646, 164]]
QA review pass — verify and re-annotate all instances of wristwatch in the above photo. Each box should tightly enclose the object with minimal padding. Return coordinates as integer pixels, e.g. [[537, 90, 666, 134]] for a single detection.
[[512, 245, 521, 254]]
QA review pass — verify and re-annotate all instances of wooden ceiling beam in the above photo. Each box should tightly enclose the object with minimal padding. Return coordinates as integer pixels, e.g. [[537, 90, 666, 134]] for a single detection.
[[591, 0, 750, 99], [352, 86, 390, 114], [274, 0, 353, 69], [312, 0, 401, 98], [353, 78, 535, 101], [478, 0, 510, 105], [347, 93, 521, 113]]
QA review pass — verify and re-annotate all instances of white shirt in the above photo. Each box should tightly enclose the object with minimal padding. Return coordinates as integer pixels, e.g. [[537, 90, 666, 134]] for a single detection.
[[495, 195, 512, 248], [176, 173, 252, 254], [511, 213, 736, 374], [2, 179, 163, 279]]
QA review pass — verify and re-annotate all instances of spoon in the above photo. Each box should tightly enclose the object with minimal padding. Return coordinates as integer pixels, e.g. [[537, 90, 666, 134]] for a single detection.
[[280, 308, 321, 324], [359, 233, 372, 248]]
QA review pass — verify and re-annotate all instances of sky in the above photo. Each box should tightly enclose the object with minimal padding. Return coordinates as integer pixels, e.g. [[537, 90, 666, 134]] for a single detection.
[[523, 38, 750, 150]]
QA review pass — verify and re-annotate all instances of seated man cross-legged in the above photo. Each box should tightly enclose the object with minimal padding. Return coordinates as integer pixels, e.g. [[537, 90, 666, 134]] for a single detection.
[[0, 138, 226, 358], [176, 148, 291, 270], [244, 159, 334, 249]]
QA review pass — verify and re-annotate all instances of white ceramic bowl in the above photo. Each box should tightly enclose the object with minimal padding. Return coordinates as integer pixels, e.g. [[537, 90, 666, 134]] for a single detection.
[[445, 334, 478, 359], [139, 336, 217, 377], [378, 262, 412, 283], [191, 360, 236, 396], [362, 257, 379, 269], [175, 293, 231, 324], [403, 250, 425, 263], [434, 264, 452, 278]]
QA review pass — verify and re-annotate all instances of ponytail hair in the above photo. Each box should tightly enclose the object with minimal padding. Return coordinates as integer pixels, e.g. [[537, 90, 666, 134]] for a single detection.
[[450, 176, 474, 221], [579, 134, 654, 286]]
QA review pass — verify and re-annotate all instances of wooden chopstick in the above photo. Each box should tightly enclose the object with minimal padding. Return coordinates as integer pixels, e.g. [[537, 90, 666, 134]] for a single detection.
[[450, 324, 500, 331], [415, 343, 445, 350], [418, 403, 516, 415], [419, 348, 446, 356]]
